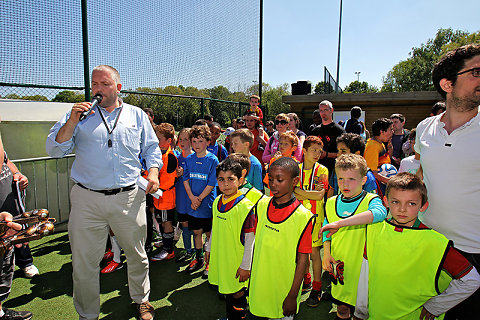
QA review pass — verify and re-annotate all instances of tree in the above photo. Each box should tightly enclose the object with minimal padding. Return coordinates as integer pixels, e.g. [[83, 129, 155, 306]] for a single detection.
[[314, 81, 334, 94], [344, 81, 378, 93], [261, 83, 291, 119], [53, 90, 85, 103], [4, 93, 49, 101], [381, 28, 480, 92]]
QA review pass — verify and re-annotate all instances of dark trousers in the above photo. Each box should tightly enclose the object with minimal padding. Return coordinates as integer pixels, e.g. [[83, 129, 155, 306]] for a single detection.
[[145, 195, 154, 252], [0, 248, 14, 302], [445, 249, 480, 319], [14, 245, 33, 269]]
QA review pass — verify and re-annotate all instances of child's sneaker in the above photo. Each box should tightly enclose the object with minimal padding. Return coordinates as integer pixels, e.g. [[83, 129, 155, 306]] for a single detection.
[[186, 259, 204, 273], [306, 289, 322, 307], [175, 250, 194, 263], [101, 260, 123, 274], [302, 281, 312, 293], [103, 249, 113, 260], [151, 250, 175, 261], [0, 307, 32, 320], [202, 263, 209, 279]]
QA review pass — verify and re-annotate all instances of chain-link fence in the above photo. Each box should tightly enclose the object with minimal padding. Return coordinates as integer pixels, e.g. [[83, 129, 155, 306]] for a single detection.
[[1, 0, 261, 127], [0, 83, 265, 129]]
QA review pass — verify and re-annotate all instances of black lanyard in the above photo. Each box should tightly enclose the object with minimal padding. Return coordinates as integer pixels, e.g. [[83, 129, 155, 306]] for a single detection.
[[98, 106, 123, 148]]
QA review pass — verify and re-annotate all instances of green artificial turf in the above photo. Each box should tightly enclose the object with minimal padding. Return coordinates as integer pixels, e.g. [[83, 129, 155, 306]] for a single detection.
[[6, 231, 335, 319]]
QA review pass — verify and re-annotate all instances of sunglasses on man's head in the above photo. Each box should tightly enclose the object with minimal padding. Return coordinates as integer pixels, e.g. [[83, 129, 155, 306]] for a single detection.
[[275, 119, 288, 125]]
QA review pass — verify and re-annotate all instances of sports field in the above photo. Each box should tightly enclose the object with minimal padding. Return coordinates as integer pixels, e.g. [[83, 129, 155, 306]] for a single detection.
[[7, 231, 334, 319]]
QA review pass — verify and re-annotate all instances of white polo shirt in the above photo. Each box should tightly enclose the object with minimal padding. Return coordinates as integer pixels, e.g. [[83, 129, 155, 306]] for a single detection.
[[415, 108, 480, 253]]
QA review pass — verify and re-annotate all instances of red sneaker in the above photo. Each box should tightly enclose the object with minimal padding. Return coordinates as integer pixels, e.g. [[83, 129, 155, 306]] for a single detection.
[[103, 249, 114, 261], [186, 259, 204, 273], [101, 260, 123, 274]]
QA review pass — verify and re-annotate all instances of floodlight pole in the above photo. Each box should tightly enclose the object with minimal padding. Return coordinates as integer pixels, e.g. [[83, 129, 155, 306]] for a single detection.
[[81, 0, 91, 101], [259, 0, 263, 101], [335, 0, 343, 93]]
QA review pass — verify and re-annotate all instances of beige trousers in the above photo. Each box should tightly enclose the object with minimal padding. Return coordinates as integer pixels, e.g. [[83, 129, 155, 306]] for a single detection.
[[68, 184, 149, 320]]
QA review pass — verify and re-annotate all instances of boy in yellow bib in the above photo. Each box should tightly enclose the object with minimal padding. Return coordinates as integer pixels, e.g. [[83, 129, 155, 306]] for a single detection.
[[227, 153, 265, 206], [322, 154, 387, 320], [206, 157, 256, 320], [323, 173, 480, 319], [250, 157, 314, 319], [293, 136, 328, 307]]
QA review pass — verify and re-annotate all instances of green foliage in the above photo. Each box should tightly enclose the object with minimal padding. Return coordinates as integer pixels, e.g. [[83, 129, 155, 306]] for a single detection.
[[344, 81, 378, 93], [381, 28, 480, 92], [52, 90, 85, 103], [314, 81, 334, 94], [4, 93, 49, 101]]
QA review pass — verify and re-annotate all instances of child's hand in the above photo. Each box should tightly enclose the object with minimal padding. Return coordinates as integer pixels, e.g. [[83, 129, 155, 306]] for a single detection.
[[320, 221, 342, 238], [282, 294, 297, 316], [419, 306, 438, 320], [273, 151, 282, 159], [235, 267, 250, 282], [191, 196, 201, 209], [176, 166, 184, 177], [322, 253, 337, 274], [313, 183, 324, 191]]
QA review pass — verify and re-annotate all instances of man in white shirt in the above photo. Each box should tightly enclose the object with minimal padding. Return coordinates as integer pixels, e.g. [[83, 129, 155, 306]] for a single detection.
[[415, 44, 480, 319]]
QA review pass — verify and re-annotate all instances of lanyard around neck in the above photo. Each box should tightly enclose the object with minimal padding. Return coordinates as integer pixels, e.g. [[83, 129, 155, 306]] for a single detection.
[[98, 106, 123, 147], [98, 106, 123, 135]]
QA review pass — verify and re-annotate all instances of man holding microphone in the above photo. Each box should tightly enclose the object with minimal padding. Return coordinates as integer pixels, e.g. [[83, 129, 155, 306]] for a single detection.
[[46, 65, 162, 320]]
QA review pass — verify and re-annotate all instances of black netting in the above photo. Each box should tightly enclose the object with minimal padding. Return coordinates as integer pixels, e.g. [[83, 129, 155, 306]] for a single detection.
[[1, 0, 259, 92]]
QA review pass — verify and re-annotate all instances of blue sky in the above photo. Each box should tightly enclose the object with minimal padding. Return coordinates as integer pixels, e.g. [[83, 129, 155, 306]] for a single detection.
[[263, 0, 480, 90]]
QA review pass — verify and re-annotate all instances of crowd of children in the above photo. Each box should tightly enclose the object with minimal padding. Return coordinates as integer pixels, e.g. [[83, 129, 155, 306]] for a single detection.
[[97, 94, 480, 320]]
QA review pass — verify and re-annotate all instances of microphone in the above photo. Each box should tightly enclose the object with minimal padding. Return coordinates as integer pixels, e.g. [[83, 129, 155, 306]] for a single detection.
[[79, 94, 103, 121]]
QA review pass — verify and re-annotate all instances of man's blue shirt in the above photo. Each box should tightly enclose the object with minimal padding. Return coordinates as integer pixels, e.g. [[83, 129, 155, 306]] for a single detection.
[[46, 103, 162, 190]]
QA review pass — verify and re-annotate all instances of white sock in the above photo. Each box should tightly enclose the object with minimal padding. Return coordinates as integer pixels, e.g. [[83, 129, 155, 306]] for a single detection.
[[110, 235, 122, 263], [0, 309, 5, 317]]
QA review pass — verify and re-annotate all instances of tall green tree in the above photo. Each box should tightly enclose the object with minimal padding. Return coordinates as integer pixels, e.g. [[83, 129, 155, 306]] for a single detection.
[[381, 28, 479, 92], [53, 90, 85, 103], [314, 81, 334, 94], [344, 81, 378, 93]]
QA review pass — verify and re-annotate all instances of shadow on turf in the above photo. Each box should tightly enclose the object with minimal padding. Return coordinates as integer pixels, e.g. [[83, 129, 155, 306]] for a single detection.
[[7, 262, 73, 308], [29, 233, 72, 257], [98, 247, 208, 319]]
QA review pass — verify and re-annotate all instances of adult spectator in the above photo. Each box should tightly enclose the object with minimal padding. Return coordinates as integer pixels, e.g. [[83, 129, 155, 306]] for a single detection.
[[415, 44, 480, 319], [311, 100, 345, 176], [430, 101, 446, 116], [0, 132, 33, 319], [203, 114, 214, 125], [265, 120, 275, 137], [236, 117, 245, 129], [143, 108, 155, 127], [243, 112, 268, 165], [287, 112, 306, 150], [344, 106, 363, 135], [4, 157, 40, 279], [262, 113, 302, 163], [46, 65, 162, 320], [306, 109, 321, 135], [364, 118, 393, 195], [398, 129, 420, 174], [390, 113, 410, 168]]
